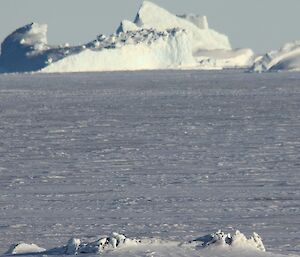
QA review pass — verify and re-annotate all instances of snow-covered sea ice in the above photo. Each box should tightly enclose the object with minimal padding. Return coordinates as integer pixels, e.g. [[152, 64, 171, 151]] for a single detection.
[[0, 70, 299, 257]]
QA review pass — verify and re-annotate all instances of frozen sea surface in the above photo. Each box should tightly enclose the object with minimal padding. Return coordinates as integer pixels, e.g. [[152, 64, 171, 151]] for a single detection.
[[0, 70, 299, 255]]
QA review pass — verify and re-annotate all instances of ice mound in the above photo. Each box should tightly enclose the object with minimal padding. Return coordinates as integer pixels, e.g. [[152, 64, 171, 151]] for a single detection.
[[0, 23, 196, 73], [6, 232, 140, 255], [252, 41, 300, 72], [6, 243, 46, 255], [117, 1, 231, 52], [63, 232, 137, 255], [193, 230, 265, 251], [4, 230, 277, 257]]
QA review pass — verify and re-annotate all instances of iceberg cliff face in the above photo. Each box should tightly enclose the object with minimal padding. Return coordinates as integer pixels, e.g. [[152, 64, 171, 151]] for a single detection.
[[118, 1, 231, 52], [177, 14, 209, 30], [252, 41, 300, 72]]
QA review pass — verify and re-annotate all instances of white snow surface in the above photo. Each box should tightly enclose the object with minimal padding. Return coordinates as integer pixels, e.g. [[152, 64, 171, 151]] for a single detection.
[[118, 1, 231, 52], [252, 41, 300, 72], [0, 71, 300, 257]]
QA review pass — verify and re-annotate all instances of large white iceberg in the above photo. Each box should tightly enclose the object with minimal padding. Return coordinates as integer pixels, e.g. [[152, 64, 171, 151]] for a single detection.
[[0, 1, 255, 73], [252, 41, 300, 72]]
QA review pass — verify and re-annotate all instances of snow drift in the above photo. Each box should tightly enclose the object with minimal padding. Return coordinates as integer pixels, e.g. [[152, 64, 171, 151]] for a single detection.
[[4, 230, 296, 257], [252, 41, 300, 72]]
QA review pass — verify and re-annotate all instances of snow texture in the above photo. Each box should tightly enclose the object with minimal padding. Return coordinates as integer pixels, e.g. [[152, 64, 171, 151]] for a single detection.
[[252, 41, 300, 72]]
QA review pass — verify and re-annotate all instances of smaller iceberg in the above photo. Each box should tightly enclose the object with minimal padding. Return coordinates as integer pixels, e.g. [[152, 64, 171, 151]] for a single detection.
[[6, 243, 46, 255], [192, 230, 265, 251], [252, 41, 300, 72], [195, 48, 255, 69], [6, 232, 139, 255]]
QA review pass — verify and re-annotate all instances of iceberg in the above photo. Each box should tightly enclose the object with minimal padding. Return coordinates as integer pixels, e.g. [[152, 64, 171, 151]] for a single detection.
[[6, 243, 46, 255], [0, 23, 50, 72], [0, 1, 255, 73], [252, 41, 300, 72]]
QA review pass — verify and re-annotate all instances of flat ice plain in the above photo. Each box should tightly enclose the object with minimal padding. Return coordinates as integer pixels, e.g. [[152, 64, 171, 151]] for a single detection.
[[0, 70, 299, 256]]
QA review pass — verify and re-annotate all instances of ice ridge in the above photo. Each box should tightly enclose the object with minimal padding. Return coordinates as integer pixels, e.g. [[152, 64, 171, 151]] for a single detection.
[[5, 230, 268, 256]]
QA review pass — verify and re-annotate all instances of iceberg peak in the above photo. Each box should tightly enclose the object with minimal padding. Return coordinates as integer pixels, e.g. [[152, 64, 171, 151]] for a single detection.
[[127, 0, 231, 51]]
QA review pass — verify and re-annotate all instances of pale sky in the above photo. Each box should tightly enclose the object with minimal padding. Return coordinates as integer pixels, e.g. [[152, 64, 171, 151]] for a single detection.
[[0, 0, 299, 54]]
